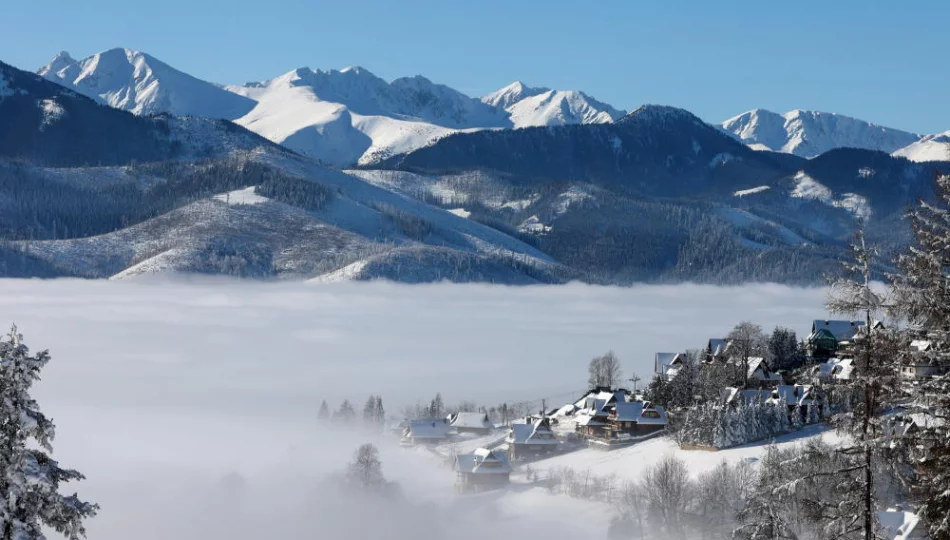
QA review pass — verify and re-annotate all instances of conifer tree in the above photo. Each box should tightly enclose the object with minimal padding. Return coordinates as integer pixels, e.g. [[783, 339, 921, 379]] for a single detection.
[[891, 173, 950, 540], [823, 228, 900, 540], [317, 400, 330, 421], [0, 325, 98, 540]]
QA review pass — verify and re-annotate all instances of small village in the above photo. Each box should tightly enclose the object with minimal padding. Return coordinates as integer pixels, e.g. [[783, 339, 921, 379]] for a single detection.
[[380, 316, 948, 540]]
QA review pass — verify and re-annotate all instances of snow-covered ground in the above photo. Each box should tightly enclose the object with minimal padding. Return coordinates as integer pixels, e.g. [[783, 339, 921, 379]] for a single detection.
[[528, 424, 840, 484], [0, 280, 831, 539]]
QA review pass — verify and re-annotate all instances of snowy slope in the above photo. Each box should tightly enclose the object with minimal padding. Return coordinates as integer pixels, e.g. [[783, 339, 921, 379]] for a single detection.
[[231, 66, 509, 166], [482, 81, 625, 128], [529, 424, 841, 484], [38, 48, 256, 119], [893, 131, 950, 162], [720, 108, 920, 158]]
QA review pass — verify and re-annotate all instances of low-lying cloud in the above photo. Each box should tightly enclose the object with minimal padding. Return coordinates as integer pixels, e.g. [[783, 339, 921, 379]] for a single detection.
[[0, 278, 828, 539]]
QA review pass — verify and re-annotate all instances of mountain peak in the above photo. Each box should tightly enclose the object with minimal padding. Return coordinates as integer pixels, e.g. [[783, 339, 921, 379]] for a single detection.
[[37, 47, 256, 119], [37, 50, 78, 78], [482, 81, 548, 110]]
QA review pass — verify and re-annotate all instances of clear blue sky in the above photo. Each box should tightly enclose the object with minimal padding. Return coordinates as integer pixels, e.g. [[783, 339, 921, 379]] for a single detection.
[[3, 0, 947, 133]]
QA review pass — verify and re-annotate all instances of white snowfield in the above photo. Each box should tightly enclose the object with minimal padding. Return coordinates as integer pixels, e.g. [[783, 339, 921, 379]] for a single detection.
[[720, 108, 921, 158], [734, 185, 771, 197], [527, 424, 840, 484], [892, 130, 950, 162], [791, 171, 872, 221]]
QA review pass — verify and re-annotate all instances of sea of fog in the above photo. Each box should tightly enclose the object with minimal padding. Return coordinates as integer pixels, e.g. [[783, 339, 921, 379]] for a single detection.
[[0, 278, 829, 539]]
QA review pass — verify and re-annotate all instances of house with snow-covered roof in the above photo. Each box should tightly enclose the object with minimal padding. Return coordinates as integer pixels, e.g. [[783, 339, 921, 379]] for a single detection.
[[507, 417, 558, 459], [878, 507, 928, 540], [605, 401, 666, 436], [654, 352, 685, 381], [883, 415, 920, 441], [401, 418, 452, 445], [453, 448, 511, 491], [814, 357, 855, 383], [806, 320, 865, 360], [448, 411, 493, 434], [721, 387, 773, 406], [768, 384, 822, 423], [705, 338, 731, 363]]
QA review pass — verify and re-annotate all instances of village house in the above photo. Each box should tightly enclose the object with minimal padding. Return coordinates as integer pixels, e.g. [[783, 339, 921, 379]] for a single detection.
[[507, 417, 558, 459], [806, 320, 865, 360], [453, 447, 511, 492], [654, 352, 685, 381], [901, 359, 944, 381], [768, 384, 822, 422], [705, 338, 730, 364], [604, 401, 667, 437], [743, 357, 783, 385], [720, 387, 774, 406], [571, 389, 627, 438], [883, 415, 920, 441], [571, 389, 667, 445], [447, 411, 493, 434], [878, 507, 929, 540], [814, 357, 855, 383], [401, 418, 452, 445]]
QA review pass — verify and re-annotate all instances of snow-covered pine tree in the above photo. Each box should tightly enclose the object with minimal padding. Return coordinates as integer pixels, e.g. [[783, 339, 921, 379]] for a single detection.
[[335, 399, 356, 422], [373, 396, 385, 427], [0, 325, 97, 540], [362, 395, 377, 425], [825, 228, 901, 540], [891, 173, 950, 540]]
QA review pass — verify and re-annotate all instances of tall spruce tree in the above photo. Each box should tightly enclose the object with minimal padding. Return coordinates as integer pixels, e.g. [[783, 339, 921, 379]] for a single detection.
[[0, 326, 97, 540], [891, 173, 950, 540], [825, 228, 899, 540]]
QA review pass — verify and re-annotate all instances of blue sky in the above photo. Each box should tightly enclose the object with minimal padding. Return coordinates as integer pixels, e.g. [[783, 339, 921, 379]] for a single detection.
[[3, 0, 946, 133]]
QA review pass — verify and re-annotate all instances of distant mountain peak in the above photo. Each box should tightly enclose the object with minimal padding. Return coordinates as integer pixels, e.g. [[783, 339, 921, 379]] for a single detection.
[[720, 108, 920, 158], [482, 81, 623, 128], [37, 48, 256, 120]]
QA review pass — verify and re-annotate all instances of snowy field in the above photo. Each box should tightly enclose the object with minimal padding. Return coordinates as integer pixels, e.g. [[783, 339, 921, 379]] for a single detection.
[[0, 278, 830, 539]]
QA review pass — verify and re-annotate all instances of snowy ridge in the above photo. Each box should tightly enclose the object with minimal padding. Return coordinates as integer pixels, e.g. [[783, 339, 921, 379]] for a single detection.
[[230, 65, 508, 166], [893, 131, 950, 162], [38, 48, 256, 119], [482, 81, 625, 128], [720, 108, 920, 158]]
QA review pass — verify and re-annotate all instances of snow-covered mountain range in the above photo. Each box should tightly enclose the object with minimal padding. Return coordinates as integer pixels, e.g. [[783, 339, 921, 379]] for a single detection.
[[37, 49, 625, 166], [35, 48, 948, 166]]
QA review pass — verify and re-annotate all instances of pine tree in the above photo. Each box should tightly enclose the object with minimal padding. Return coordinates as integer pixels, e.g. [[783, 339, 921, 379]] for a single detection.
[[891, 173, 950, 540], [317, 400, 329, 421], [824, 228, 900, 540], [767, 327, 803, 372], [362, 395, 377, 425], [429, 393, 444, 419], [335, 399, 356, 422], [373, 396, 385, 427], [0, 325, 98, 540]]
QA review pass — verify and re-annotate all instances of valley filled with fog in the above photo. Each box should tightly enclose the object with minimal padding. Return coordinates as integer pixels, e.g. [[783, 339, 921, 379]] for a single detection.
[[0, 279, 828, 539]]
